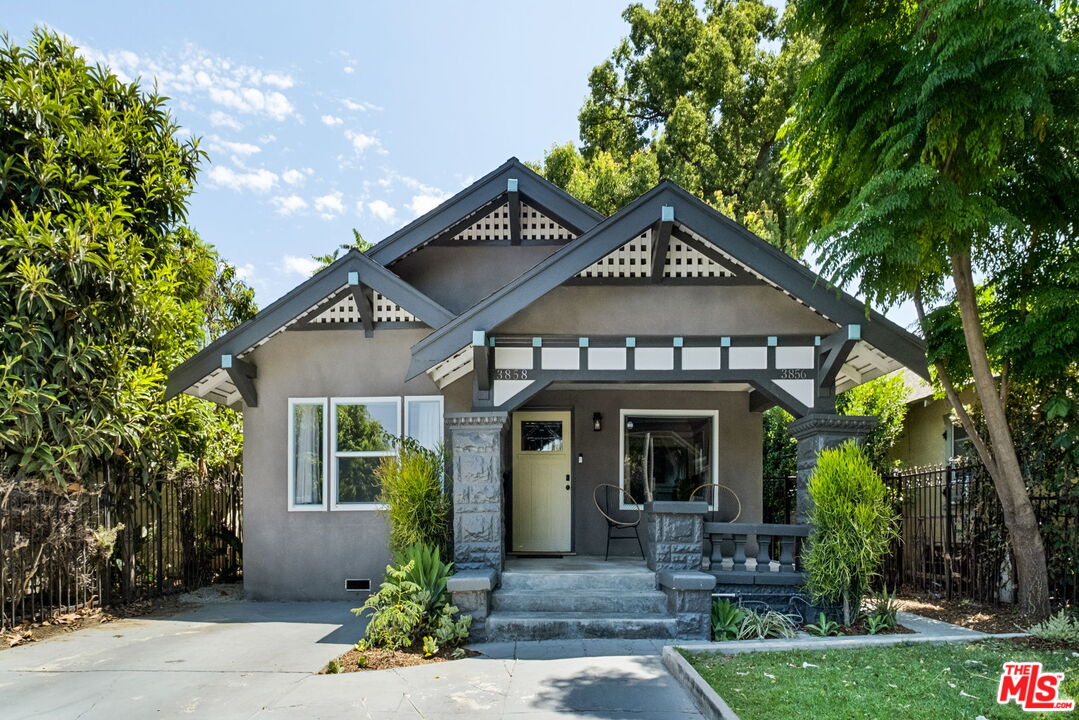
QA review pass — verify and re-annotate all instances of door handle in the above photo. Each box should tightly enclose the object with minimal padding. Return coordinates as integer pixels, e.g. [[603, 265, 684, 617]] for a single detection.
[[565, 474, 571, 491]]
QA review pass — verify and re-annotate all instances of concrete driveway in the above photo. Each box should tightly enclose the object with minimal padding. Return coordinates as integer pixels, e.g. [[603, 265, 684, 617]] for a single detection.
[[0, 599, 703, 719]]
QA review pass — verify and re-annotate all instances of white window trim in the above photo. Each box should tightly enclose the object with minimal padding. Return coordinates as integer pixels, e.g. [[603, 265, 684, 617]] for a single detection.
[[404, 395, 445, 451], [618, 408, 720, 511], [287, 397, 329, 512], [330, 396, 402, 511]]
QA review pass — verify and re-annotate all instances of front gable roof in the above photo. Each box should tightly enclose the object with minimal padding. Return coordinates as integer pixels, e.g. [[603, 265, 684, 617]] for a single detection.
[[408, 180, 929, 382], [366, 157, 604, 265]]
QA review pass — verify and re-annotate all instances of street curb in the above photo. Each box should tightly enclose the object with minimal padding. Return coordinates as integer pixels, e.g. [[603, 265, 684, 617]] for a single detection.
[[663, 631, 1029, 720], [661, 646, 741, 720]]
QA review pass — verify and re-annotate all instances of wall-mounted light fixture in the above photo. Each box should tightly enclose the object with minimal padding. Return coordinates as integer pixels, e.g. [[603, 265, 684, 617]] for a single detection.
[[593, 412, 603, 432]]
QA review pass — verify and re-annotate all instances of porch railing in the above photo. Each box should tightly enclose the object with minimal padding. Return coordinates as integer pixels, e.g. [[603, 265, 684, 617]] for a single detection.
[[704, 522, 809, 585]]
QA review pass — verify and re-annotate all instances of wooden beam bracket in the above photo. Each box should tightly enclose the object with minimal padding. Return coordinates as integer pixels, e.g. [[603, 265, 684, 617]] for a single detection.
[[221, 354, 258, 408]]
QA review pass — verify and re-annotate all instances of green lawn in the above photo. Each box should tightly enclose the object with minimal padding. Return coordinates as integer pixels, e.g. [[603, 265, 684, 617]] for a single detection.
[[683, 640, 1079, 720]]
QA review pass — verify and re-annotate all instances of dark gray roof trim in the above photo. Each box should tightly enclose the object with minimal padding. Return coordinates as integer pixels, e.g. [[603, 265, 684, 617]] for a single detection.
[[166, 251, 454, 399], [365, 157, 604, 265], [407, 181, 929, 380]]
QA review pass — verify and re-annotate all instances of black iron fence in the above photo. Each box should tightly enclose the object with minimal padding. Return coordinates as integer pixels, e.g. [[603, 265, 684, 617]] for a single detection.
[[883, 463, 1078, 607], [1, 464, 242, 630]]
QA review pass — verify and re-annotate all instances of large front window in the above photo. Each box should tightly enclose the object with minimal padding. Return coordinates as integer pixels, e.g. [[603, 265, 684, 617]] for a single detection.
[[332, 397, 400, 508], [620, 410, 717, 509]]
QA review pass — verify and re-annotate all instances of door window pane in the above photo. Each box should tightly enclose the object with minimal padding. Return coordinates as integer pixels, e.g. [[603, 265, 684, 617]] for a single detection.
[[521, 420, 563, 452], [291, 402, 325, 506], [623, 415, 713, 504]]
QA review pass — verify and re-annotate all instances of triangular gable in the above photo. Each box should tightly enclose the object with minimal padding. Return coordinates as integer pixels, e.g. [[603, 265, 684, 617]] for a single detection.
[[366, 158, 602, 265], [165, 251, 453, 403], [574, 224, 745, 281], [407, 180, 928, 381]]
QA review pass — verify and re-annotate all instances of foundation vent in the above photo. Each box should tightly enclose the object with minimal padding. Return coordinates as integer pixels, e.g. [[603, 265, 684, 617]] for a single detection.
[[345, 578, 372, 592]]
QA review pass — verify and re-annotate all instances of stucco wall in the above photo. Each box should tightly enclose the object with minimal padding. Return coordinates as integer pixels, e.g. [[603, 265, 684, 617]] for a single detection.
[[517, 387, 763, 557], [498, 285, 838, 337], [242, 328, 470, 601], [392, 245, 560, 314]]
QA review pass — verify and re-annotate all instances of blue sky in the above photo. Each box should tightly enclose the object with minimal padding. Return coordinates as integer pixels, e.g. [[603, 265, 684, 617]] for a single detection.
[[6, 1, 631, 304], [6, 1, 918, 330]]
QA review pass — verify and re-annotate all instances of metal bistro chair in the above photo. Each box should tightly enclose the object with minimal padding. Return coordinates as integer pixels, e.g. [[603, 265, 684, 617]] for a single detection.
[[593, 483, 644, 561]]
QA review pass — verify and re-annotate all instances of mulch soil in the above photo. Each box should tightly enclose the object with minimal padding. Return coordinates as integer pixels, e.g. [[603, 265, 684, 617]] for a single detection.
[[895, 588, 1038, 634], [1, 594, 193, 650], [838, 618, 914, 635], [322, 644, 481, 673], [1005, 634, 1079, 653]]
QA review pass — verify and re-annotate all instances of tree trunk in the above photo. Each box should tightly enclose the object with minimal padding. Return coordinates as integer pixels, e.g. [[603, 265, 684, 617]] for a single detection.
[[950, 252, 1050, 618]]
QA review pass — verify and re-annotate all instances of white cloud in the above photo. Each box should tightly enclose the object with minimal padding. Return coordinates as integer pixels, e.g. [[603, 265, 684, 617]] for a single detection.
[[207, 165, 278, 193], [320, 114, 344, 126], [282, 255, 321, 277], [366, 199, 397, 223], [281, 167, 313, 186], [208, 111, 243, 130], [75, 41, 298, 122], [341, 98, 383, 112], [233, 263, 256, 281], [407, 193, 449, 217], [344, 130, 386, 155], [205, 134, 261, 157], [313, 191, 345, 219], [271, 194, 308, 215], [343, 66, 355, 74]]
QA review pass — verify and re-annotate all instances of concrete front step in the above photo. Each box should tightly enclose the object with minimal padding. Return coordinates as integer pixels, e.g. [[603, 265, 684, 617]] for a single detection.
[[499, 570, 657, 593], [485, 611, 679, 641], [492, 590, 668, 614]]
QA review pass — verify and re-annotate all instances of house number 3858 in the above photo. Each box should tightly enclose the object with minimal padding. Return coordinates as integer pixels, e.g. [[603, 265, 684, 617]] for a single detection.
[[494, 369, 530, 380]]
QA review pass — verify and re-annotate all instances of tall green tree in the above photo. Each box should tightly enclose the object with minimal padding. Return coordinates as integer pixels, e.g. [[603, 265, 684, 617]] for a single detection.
[[0, 29, 254, 485], [783, 0, 1079, 616], [536, 0, 814, 252]]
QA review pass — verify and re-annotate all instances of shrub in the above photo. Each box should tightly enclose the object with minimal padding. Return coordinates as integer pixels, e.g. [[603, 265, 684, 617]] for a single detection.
[[738, 609, 798, 639], [803, 441, 899, 626], [711, 599, 746, 641], [352, 543, 471, 653], [1028, 610, 1079, 644], [863, 587, 900, 631], [377, 438, 451, 557]]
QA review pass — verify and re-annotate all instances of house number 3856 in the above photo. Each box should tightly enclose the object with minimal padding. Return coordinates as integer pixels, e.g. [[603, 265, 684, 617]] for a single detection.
[[494, 369, 530, 380], [778, 369, 808, 380]]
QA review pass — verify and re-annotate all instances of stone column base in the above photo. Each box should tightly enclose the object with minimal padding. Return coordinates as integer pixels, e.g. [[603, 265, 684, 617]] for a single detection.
[[658, 570, 717, 639], [447, 569, 497, 642]]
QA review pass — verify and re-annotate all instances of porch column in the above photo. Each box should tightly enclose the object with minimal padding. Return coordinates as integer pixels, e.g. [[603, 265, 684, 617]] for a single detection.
[[447, 412, 508, 575], [788, 413, 877, 523], [644, 501, 716, 639]]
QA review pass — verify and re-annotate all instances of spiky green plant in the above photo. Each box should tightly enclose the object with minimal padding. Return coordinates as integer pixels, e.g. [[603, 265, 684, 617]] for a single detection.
[[376, 437, 451, 557], [1028, 610, 1079, 644], [738, 609, 798, 640], [803, 441, 899, 626], [711, 599, 746, 641], [394, 542, 452, 613]]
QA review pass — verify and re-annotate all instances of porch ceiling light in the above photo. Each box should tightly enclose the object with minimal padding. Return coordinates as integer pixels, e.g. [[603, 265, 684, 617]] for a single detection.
[[593, 412, 603, 432]]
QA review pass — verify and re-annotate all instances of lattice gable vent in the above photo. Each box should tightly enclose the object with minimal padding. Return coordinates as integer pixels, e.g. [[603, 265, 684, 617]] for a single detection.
[[575, 224, 741, 279], [520, 201, 575, 241], [305, 290, 419, 324], [428, 201, 578, 244]]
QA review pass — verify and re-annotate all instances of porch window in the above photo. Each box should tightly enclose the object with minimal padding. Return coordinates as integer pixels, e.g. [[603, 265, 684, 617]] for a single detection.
[[331, 397, 401, 509], [288, 398, 328, 511], [620, 410, 718, 510]]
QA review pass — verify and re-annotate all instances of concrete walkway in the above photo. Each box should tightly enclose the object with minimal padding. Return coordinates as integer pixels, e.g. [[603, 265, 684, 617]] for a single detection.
[[0, 600, 703, 719]]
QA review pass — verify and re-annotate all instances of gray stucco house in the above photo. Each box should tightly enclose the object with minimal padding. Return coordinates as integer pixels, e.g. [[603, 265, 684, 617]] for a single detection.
[[167, 159, 928, 640]]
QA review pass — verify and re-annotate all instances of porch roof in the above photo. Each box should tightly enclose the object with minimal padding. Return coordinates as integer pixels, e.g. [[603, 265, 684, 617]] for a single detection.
[[408, 181, 929, 384]]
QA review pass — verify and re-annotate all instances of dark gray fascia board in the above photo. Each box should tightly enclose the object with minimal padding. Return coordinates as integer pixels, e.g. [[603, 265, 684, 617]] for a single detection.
[[407, 180, 928, 380], [365, 157, 604, 266], [406, 183, 672, 379], [167, 251, 454, 399]]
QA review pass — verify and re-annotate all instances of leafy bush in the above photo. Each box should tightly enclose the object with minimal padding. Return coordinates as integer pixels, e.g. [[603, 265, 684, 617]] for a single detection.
[[1028, 610, 1079, 644], [377, 438, 451, 557], [804, 612, 842, 637], [803, 441, 899, 625], [711, 598, 746, 641], [738, 609, 798, 640], [353, 543, 471, 653]]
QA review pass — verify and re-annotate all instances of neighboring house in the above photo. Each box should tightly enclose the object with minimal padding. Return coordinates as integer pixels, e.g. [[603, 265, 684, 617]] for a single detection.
[[888, 369, 975, 468], [167, 159, 928, 639]]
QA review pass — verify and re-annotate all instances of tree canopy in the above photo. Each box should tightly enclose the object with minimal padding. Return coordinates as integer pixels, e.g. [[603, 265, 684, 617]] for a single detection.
[[0, 29, 255, 485], [534, 0, 814, 252]]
